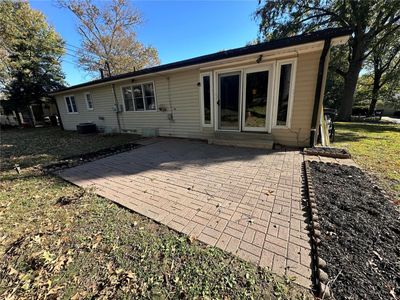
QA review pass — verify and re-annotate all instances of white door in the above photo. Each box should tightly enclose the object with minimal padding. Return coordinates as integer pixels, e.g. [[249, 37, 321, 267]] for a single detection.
[[242, 65, 274, 132]]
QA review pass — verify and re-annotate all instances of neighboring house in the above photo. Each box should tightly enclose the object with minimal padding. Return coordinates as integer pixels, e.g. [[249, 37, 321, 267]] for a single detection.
[[0, 106, 18, 126], [51, 28, 351, 148], [0, 101, 58, 127]]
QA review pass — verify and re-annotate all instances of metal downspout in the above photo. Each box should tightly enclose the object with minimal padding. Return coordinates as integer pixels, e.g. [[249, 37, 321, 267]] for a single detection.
[[310, 38, 331, 147], [111, 83, 122, 133]]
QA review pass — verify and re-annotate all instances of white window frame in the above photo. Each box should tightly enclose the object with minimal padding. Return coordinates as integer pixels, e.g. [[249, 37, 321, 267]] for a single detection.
[[272, 58, 297, 129], [64, 95, 78, 114], [242, 63, 275, 132], [85, 92, 94, 110], [120, 81, 157, 112], [200, 72, 213, 127]]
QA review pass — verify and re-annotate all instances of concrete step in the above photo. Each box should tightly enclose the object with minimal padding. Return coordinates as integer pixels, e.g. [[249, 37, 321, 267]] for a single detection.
[[213, 131, 274, 141], [208, 138, 274, 149]]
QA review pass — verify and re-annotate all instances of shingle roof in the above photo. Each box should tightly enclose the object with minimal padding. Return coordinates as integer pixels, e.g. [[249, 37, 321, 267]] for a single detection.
[[53, 27, 352, 94]]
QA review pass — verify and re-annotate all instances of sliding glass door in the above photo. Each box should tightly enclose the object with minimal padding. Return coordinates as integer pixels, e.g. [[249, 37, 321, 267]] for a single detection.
[[215, 64, 274, 132]]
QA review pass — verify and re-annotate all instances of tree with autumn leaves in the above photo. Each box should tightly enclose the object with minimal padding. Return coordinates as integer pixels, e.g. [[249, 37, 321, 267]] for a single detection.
[[58, 0, 159, 77], [0, 0, 159, 125]]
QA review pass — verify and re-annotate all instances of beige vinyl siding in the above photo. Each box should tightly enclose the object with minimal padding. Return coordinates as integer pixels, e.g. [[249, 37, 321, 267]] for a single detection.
[[56, 70, 205, 138], [115, 69, 204, 139], [271, 50, 320, 146], [55, 48, 322, 146], [56, 86, 119, 132]]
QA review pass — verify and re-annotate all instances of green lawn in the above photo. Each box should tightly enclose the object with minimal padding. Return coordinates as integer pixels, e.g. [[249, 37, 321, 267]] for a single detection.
[[333, 122, 400, 201], [0, 127, 310, 299]]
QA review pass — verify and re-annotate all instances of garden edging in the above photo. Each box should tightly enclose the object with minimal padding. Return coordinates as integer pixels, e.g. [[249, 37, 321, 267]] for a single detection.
[[304, 160, 331, 299], [41, 142, 141, 173]]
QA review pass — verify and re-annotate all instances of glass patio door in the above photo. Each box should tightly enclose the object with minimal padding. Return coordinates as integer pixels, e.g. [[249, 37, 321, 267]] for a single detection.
[[218, 72, 241, 130], [242, 66, 273, 132]]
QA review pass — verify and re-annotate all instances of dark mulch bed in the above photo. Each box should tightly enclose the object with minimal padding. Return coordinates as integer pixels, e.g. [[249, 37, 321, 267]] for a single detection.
[[304, 147, 351, 159], [309, 162, 400, 300], [42, 142, 140, 171]]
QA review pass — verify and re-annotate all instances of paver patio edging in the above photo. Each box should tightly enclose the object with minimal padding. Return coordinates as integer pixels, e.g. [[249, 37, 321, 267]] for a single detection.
[[304, 161, 331, 299], [42, 142, 142, 173]]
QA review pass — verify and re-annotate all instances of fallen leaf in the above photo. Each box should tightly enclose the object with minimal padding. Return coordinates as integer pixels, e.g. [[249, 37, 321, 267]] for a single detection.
[[47, 285, 64, 296], [126, 271, 136, 280], [42, 251, 55, 264], [116, 268, 124, 275], [107, 262, 114, 274], [92, 235, 102, 249], [188, 235, 196, 244], [8, 267, 18, 276], [264, 190, 274, 196], [71, 291, 88, 300]]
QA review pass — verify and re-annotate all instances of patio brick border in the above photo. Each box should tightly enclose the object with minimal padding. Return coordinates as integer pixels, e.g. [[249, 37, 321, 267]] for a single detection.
[[42, 142, 141, 173], [304, 161, 331, 298]]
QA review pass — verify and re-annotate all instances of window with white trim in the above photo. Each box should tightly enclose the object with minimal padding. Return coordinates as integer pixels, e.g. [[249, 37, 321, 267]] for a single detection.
[[200, 73, 212, 126], [274, 60, 295, 127], [122, 82, 156, 111], [65, 95, 77, 113], [85, 93, 93, 110]]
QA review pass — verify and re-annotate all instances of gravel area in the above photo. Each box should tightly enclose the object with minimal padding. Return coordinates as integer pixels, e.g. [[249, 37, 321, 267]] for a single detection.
[[309, 161, 400, 299]]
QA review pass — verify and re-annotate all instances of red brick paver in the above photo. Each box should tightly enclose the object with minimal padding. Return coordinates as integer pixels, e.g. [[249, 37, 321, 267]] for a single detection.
[[59, 138, 312, 287]]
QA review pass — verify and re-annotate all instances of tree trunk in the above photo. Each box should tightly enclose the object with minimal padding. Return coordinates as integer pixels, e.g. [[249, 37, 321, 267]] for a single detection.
[[368, 72, 381, 115], [338, 66, 362, 121], [338, 33, 367, 121]]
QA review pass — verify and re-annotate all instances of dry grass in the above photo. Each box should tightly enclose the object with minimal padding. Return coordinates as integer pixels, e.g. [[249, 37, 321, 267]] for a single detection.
[[0, 127, 141, 170]]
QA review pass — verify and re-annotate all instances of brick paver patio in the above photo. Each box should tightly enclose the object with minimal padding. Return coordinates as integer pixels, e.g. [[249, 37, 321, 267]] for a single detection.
[[59, 138, 312, 287]]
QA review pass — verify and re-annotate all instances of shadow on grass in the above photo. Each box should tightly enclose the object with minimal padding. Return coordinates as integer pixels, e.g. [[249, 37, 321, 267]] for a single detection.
[[334, 122, 400, 143]]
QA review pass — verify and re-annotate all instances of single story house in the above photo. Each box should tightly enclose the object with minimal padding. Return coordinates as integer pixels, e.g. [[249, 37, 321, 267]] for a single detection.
[[52, 28, 351, 148]]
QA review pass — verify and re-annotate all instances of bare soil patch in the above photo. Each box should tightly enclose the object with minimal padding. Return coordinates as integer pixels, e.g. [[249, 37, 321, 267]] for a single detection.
[[309, 161, 400, 299]]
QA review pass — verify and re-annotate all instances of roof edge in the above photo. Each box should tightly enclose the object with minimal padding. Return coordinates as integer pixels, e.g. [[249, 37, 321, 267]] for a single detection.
[[52, 27, 352, 95]]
